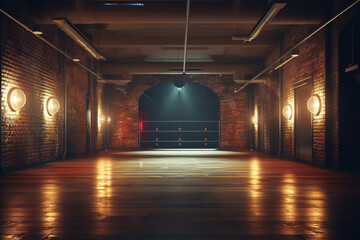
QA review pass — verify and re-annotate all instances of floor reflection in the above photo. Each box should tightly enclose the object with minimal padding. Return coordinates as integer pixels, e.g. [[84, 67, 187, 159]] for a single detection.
[[0, 151, 359, 239], [95, 159, 113, 219]]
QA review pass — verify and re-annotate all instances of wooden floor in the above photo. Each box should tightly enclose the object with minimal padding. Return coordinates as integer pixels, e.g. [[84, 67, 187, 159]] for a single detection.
[[1, 150, 360, 240]]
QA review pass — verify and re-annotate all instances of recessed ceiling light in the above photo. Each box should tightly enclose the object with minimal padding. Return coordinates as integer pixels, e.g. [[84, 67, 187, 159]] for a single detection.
[[73, 58, 80, 62]]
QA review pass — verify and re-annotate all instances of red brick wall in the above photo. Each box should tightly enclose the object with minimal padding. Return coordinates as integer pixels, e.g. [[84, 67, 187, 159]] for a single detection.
[[0, 16, 64, 171], [108, 74, 250, 149], [0, 13, 105, 172], [95, 82, 105, 151], [252, 47, 280, 154], [65, 40, 89, 156]]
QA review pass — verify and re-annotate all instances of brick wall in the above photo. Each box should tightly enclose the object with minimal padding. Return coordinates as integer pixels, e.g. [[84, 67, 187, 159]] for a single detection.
[[252, 47, 280, 154], [0, 15, 64, 171], [253, 26, 327, 165], [108, 74, 250, 149], [0, 13, 105, 172], [95, 81, 105, 151]]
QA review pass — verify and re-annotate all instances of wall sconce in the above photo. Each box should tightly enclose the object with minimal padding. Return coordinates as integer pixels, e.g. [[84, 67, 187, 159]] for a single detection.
[[99, 113, 106, 125], [282, 104, 293, 120], [251, 114, 258, 125], [46, 98, 60, 116], [8, 87, 26, 112], [107, 116, 111, 123], [307, 94, 321, 115]]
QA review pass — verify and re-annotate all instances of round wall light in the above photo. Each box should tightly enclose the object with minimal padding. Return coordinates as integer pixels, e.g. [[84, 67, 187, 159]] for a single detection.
[[46, 98, 60, 116], [8, 88, 26, 112], [307, 94, 321, 115], [282, 104, 293, 120]]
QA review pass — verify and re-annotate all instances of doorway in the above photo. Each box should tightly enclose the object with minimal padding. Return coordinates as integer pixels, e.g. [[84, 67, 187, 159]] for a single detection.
[[295, 83, 312, 162], [139, 82, 220, 149], [339, 17, 360, 172]]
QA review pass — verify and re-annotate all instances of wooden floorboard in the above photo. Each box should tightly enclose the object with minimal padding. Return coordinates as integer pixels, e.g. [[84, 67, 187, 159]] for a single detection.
[[0, 150, 359, 240]]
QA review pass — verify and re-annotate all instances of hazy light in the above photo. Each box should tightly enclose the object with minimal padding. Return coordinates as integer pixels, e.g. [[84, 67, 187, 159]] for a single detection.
[[251, 114, 258, 125], [46, 98, 60, 116], [99, 113, 106, 125], [282, 104, 293, 120], [307, 95, 321, 115], [177, 87, 183, 92], [8, 88, 26, 112], [120, 150, 247, 157]]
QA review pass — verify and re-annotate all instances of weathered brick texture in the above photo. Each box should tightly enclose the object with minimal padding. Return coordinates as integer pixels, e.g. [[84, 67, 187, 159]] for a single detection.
[[0, 14, 105, 172], [108, 74, 250, 149]]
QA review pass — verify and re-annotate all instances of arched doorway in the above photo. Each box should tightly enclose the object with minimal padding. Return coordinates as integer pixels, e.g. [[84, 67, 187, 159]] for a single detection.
[[139, 81, 220, 148]]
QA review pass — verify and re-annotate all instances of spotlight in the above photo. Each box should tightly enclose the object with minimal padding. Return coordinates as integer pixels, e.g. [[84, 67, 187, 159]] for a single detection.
[[174, 80, 185, 91]]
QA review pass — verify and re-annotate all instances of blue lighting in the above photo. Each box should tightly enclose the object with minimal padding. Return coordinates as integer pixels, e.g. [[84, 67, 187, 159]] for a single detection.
[[177, 87, 183, 92], [104, 2, 145, 6]]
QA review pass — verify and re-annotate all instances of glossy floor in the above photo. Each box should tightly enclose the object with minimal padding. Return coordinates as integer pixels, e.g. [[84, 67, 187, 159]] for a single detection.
[[1, 150, 360, 240]]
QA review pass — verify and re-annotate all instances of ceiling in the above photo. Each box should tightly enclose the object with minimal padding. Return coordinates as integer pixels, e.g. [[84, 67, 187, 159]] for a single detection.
[[26, 0, 329, 81]]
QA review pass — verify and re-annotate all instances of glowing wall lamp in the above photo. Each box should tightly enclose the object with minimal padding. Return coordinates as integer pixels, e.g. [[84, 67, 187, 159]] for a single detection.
[[307, 95, 321, 115], [46, 98, 60, 116], [99, 113, 106, 125], [282, 104, 293, 120], [8, 88, 26, 112], [251, 114, 258, 125], [107, 116, 111, 123]]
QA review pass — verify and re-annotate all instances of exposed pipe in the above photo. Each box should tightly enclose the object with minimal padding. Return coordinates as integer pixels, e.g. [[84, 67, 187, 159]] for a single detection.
[[182, 0, 191, 74], [234, 0, 360, 93], [63, 40, 68, 159], [52, 18, 106, 60], [0, 8, 127, 94], [277, 37, 283, 158], [232, 2, 287, 42]]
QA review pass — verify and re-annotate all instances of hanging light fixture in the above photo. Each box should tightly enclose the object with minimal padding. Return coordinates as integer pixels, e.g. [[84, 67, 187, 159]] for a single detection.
[[307, 95, 321, 115], [8, 88, 26, 112], [46, 97, 60, 116], [282, 104, 293, 120], [174, 80, 185, 91]]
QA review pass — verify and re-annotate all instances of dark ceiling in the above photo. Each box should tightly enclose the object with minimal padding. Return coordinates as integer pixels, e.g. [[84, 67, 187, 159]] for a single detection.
[[13, 0, 330, 81]]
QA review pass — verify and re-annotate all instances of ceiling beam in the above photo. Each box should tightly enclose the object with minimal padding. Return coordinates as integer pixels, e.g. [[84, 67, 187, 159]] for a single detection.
[[100, 62, 263, 80], [92, 35, 279, 47], [34, 2, 324, 25]]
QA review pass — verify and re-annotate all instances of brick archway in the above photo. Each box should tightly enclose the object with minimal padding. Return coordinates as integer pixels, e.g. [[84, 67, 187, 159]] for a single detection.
[[108, 74, 250, 149]]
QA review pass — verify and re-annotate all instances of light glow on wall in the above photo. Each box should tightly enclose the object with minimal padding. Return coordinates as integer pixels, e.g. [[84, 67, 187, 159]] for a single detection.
[[251, 114, 258, 125], [7, 88, 26, 112], [46, 98, 60, 116], [99, 113, 106, 126], [307, 95, 321, 115], [282, 104, 293, 120]]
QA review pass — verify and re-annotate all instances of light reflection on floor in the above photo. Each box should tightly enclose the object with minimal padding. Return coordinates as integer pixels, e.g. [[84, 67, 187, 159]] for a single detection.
[[0, 150, 359, 239]]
